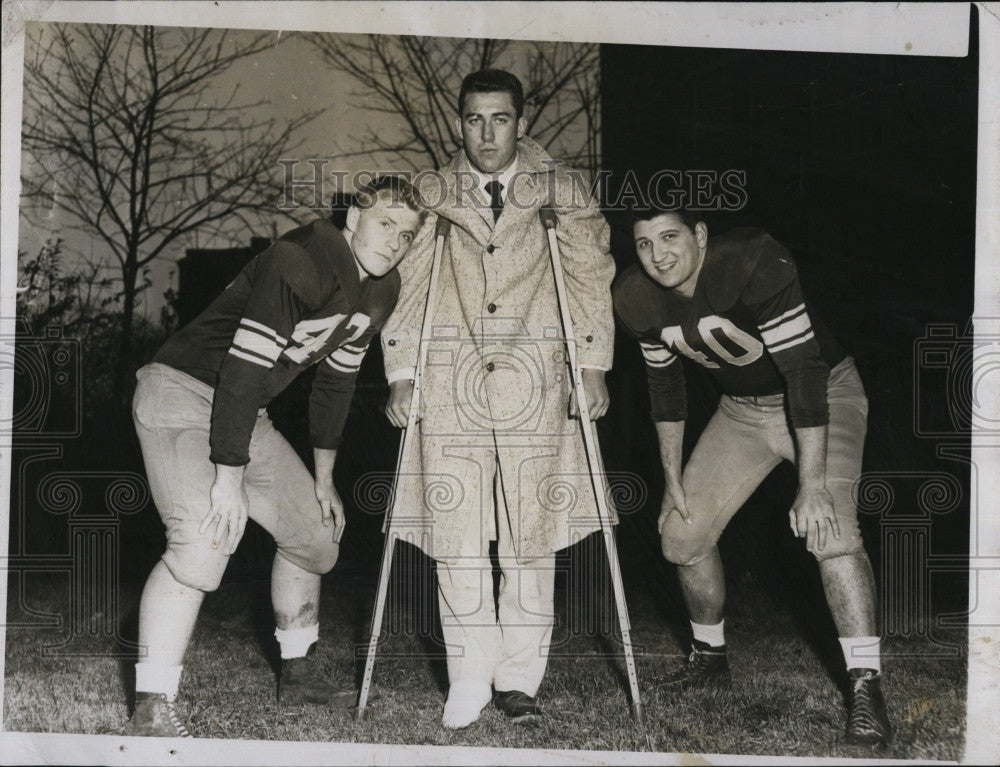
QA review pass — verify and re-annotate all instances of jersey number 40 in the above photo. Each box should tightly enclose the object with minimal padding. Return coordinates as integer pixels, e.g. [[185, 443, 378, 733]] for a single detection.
[[661, 316, 763, 369]]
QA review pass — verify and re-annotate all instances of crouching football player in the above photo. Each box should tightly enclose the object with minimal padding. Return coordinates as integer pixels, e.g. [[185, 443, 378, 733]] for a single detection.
[[123, 176, 425, 737], [613, 208, 892, 746]]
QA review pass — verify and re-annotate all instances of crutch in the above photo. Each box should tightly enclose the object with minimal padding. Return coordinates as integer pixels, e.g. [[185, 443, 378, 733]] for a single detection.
[[539, 207, 645, 725], [356, 215, 451, 720]]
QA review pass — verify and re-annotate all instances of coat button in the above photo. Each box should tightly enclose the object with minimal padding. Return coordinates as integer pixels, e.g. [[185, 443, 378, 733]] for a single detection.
[[387, 339, 397, 346], [585, 335, 593, 343], [486, 244, 496, 254], [486, 362, 496, 372], [487, 303, 497, 313]]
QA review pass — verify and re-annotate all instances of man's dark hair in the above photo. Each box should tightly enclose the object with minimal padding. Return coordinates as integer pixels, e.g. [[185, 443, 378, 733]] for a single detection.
[[352, 174, 427, 223], [458, 69, 525, 119], [629, 206, 705, 232]]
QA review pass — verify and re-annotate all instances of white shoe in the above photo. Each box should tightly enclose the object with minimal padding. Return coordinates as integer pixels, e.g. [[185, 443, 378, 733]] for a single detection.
[[441, 679, 492, 729]]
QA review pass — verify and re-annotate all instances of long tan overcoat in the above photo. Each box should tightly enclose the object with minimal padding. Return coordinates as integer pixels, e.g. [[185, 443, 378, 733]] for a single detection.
[[381, 137, 616, 564]]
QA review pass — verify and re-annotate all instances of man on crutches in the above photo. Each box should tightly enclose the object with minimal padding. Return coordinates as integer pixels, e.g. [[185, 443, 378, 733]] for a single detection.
[[377, 69, 623, 729]]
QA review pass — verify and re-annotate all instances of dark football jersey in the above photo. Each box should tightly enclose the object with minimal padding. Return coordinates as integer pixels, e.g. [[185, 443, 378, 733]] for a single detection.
[[155, 218, 400, 466], [613, 227, 845, 428]]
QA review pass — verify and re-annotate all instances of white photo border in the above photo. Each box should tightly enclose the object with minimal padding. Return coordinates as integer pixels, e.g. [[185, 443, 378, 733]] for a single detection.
[[2, 2, 997, 765]]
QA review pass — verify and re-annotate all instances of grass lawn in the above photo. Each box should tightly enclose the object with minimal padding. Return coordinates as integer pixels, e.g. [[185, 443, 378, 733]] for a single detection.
[[3, 554, 967, 762]]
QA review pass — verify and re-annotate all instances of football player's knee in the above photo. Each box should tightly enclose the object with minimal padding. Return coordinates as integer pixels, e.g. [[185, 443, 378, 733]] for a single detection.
[[312, 541, 340, 574], [162, 553, 224, 592], [286, 539, 340, 575], [661, 533, 713, 567], [812, 534, 865, 562]]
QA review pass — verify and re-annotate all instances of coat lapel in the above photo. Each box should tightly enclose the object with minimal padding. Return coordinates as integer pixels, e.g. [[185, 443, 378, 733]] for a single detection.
[[493, 164, 543, 241], [436, 138, 559, 244], [434, 156, 492, 245]]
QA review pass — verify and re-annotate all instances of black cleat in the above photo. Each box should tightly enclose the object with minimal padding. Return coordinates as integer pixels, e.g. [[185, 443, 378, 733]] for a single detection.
[[657, 639, 732, 691], [494, 690, 542, 724], [846, 668, 893, 746], [123, 692, 192, 738], [278, 655, 357, 708]]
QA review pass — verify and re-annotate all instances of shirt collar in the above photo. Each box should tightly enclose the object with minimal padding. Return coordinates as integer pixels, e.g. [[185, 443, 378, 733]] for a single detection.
[[467, 155, 519, 200]]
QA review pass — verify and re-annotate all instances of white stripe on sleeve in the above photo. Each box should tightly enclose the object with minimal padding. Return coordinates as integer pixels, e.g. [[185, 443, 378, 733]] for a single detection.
[[228, 346, 274, 368], [767, 328, 815, 354], [232, 326, 284, 364], [640, 341, 677, 368], [758, 303, 806, 333], [239, 318, 287, 346], [759, 306, 813, 351], [325, 342, 370, 373]]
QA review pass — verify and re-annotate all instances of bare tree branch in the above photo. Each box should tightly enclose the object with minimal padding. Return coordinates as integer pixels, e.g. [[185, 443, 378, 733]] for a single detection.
[[21, 23, 321, 394], [299, 32, 605, 175]]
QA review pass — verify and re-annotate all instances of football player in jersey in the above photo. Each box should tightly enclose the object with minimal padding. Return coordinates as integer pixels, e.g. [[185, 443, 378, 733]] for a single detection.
[[613, 208, 892, 746], [123, 176, 426, 737]]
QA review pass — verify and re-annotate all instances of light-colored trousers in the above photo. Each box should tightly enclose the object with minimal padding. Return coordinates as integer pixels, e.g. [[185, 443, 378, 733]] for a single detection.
[[435, 461, 555, 697]]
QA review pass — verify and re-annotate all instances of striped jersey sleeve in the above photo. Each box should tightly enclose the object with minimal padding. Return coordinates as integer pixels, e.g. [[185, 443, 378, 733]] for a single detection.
[[210, 244, 320, 466], [308, 333, 374, 451], [309, 272, 399, 452], [612, 271, 687, 423], [229, 318, 287, 368], [745, 246, 830, 428], [639, 339, 678, 370], [641, 338, 688, 422], [758, 303, 815, 355], [324, 337, 370, 375]]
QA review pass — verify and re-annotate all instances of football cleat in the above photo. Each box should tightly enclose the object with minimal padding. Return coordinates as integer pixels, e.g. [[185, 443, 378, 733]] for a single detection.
[[657, 639, 732, 690], [846, 668, 893, 746], [278, 655, 357, 708], [123, 692, 192, 738]]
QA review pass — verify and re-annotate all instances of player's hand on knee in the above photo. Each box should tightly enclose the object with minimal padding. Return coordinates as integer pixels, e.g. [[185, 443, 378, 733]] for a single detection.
[[204, 466, 249, 556], [659, 483, 692, 537], [315, 477, 346, 543], [386, 379, 415, 428], [789, 487, 839, 553]]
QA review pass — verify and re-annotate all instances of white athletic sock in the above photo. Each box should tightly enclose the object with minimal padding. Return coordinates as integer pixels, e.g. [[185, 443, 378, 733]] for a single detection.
[[839, 636, 881, 673], [275, 623, 319, 659], [135, 662, 183, 701], [691, 619, 725, 648]]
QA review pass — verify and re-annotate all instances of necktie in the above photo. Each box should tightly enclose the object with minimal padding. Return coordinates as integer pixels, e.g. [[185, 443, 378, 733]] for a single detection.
[[485, 180, 504, 223]]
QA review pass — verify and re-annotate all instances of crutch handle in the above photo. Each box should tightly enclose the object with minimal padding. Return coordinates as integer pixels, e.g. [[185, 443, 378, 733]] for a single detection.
[[435, 215, 452, 237], [539, 206, 558, 230]]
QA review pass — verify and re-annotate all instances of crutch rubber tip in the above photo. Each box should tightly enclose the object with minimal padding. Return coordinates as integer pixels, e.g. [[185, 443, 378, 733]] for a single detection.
[[355, 706, 371, 722], [632, 702, 645, 726]]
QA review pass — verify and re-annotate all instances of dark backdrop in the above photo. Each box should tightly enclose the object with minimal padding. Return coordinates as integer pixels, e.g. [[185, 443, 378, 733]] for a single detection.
[[597, 10, 978, 633]]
